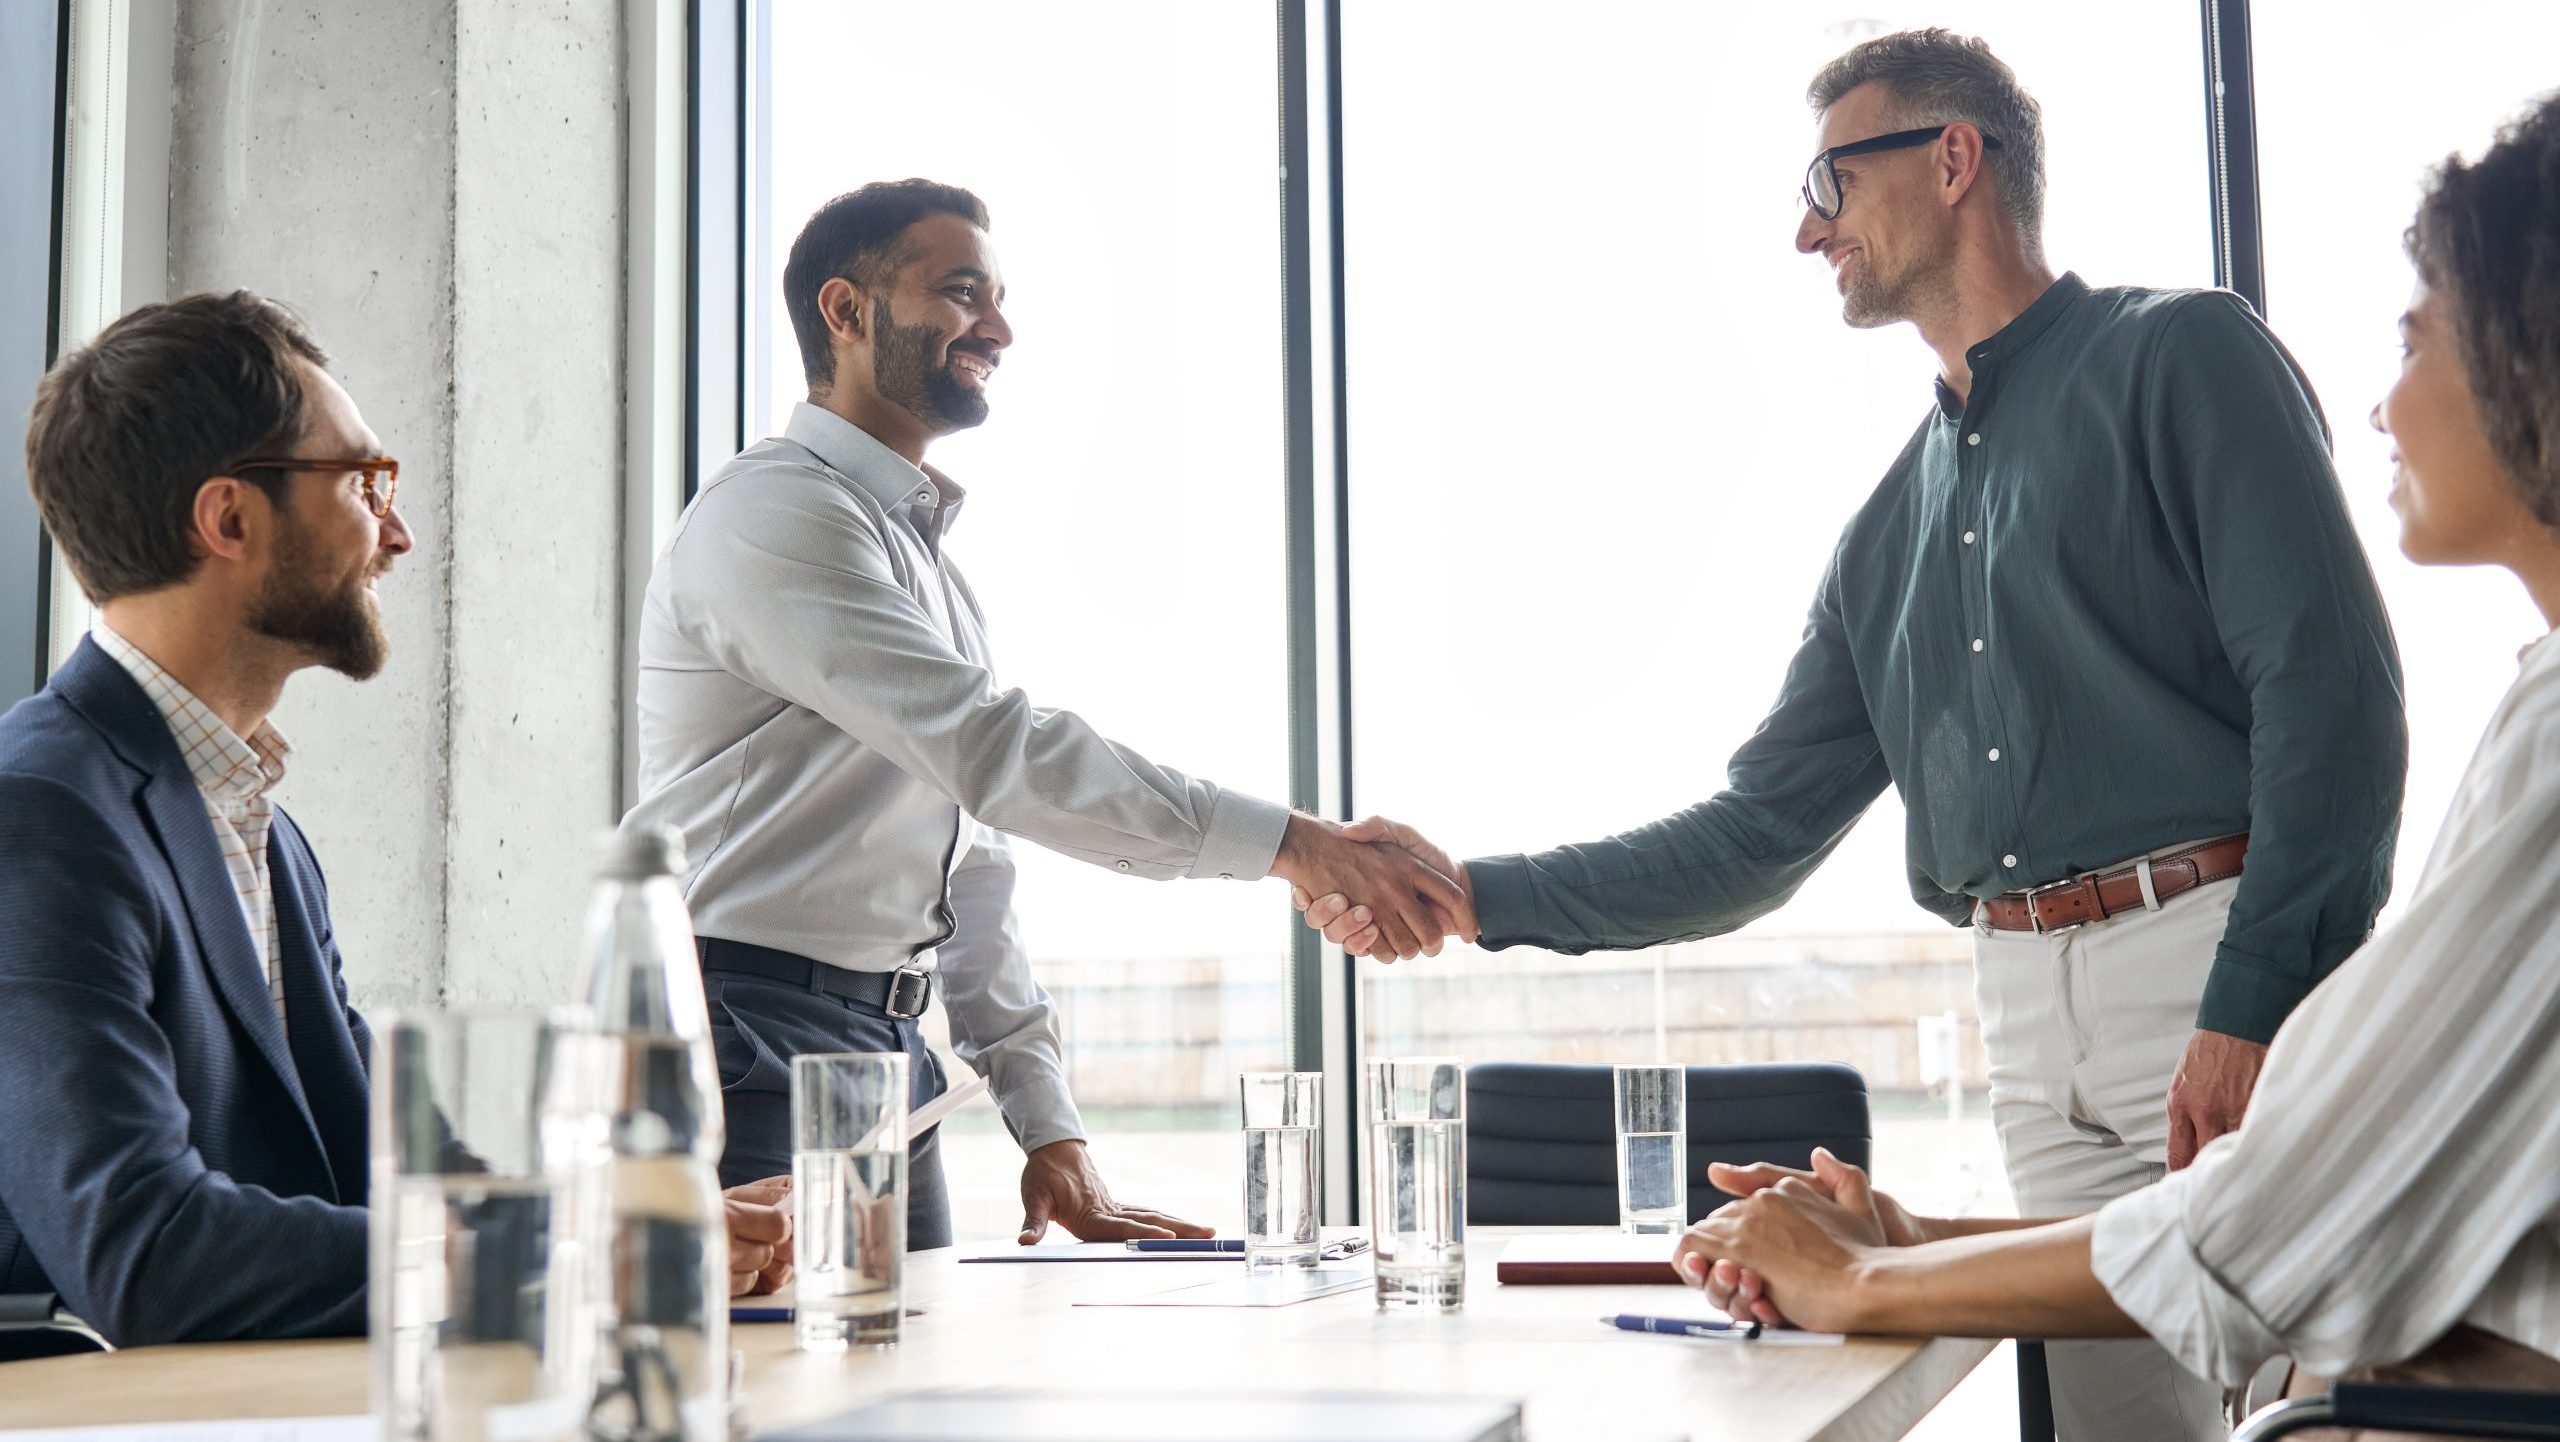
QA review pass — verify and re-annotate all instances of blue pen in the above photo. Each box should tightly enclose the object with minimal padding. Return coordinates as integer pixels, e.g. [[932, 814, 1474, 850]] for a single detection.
[[1126, 1238, 1245, 1253], [730, 1305, 793, 1322], [1602, 1312, 1762, 1340]]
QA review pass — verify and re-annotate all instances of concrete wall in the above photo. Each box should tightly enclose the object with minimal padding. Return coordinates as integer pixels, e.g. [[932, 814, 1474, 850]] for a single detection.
[[165, 0, 627, 1010]]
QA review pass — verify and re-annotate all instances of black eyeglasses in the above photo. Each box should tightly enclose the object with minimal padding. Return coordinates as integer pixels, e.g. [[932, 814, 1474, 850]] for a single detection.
[[1801, 124, 2004, 219]]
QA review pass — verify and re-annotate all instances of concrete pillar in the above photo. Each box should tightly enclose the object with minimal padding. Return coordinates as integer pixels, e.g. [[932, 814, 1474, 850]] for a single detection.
[[165, 0, 627, 1010]]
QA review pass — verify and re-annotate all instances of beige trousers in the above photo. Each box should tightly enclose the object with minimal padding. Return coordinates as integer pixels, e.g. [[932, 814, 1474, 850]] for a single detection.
[[1973, 870, 2238, 1442]]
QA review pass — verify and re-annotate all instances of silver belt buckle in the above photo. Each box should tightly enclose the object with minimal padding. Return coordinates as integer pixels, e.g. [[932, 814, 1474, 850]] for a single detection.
[[885, 947, 935, 1020], [2024, 873, 2099, 936]]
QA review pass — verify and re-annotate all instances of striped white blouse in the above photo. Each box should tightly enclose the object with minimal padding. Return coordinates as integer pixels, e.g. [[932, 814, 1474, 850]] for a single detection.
[[2091, 627, 2560, 1388]]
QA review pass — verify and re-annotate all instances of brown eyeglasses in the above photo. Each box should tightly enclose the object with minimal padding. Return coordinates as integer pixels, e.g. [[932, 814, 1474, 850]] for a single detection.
[[227, 456, 401, 518]]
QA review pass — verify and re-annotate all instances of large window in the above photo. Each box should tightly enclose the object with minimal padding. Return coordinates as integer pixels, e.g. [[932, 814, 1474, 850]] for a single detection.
[[760, 1, 1292, 1241], [736, 2, 2556, 1255], [1342, 0, 2212, 1221], [2253, 0, 2560, 907]]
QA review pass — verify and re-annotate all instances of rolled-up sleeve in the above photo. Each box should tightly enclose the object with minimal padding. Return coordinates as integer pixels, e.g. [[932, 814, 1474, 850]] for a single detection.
[[2091, 770, 2560, 1387], [669, 472, 1288, 883]]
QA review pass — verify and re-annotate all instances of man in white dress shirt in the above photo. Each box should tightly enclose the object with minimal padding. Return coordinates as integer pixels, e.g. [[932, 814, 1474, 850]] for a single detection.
[[622, 180, 1468, 1249], [1672, 94, 2560, 1429]]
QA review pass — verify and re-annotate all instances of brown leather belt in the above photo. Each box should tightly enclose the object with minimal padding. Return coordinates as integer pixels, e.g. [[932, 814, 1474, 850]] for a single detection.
[[1978, 834, 2249, 934]]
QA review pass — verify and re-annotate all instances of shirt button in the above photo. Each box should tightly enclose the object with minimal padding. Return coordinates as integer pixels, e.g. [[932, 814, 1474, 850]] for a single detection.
[[1966, 432, 1982, 447], [1972, 638, 1985, 652], [2002, 853, 2019, 868], [1114, 860, 1133, 872], [1987, 748, 2002, 762], [1962, 530, 1977, 545]]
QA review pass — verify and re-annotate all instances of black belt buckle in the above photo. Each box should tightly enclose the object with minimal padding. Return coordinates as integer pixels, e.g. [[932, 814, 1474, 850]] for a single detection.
[[885, 968, 932, 1020]]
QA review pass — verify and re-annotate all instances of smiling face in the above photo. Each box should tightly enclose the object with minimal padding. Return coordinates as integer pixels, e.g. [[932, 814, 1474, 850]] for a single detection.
[[2377, 278, 2532, 567], [245, 362, 413, 679], [1794, 82, 1962, 330], [864, 211, 1011, 435]]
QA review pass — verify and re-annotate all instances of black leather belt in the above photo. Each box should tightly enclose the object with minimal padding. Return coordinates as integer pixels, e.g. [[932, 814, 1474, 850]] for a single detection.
[[696, 936, 935, 1020]]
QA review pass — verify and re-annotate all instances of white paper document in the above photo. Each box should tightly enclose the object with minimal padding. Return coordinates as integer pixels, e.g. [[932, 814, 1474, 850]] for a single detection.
[[958, 1242, 1237, 1263], [1073, 1264, 1375, 1308], [0, 1417, 372, 1442]]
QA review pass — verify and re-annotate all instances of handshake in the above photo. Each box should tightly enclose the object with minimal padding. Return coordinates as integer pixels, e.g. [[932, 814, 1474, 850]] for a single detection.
[[1270, 814, 1479, 961]]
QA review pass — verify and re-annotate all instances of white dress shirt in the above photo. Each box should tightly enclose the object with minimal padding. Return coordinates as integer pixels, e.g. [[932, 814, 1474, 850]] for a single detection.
[[92, 621, 292, 1033], [623, 403, 1290, 1151], [2091, 628, 2560, 1388]]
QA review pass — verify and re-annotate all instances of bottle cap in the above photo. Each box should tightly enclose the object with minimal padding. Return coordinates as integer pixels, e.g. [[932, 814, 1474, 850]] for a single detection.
[[597, 825, 686, 880]]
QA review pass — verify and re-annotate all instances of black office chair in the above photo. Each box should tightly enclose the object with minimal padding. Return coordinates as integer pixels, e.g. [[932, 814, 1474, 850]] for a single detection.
[[1463, 1061, 1870, 1227], [2233, 1384, 2560, 1439], [0, 1293, 109, 1362]]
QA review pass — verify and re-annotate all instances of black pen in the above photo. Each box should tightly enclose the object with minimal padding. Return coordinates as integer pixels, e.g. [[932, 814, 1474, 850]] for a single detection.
[[1126, 1238, 1244, 1253]]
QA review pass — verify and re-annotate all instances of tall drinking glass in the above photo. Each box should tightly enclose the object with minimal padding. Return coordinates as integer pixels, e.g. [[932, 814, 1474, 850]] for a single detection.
[[1613, 1064, 1688, 1233], [1364, 1057, 1465, 1310], [1238, 1072, 1322, 1269], [371, 1011, 592, 1442], [790, 1052, 909, 1351]]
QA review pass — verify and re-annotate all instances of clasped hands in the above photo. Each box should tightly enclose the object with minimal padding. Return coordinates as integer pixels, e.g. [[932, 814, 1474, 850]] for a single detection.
[[1274, 814, 1476, 961], [1670, 1148, 1933, 1335]]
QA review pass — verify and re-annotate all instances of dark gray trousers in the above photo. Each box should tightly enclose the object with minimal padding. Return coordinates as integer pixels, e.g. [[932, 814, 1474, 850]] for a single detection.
[[702, 968, 954, 1251]]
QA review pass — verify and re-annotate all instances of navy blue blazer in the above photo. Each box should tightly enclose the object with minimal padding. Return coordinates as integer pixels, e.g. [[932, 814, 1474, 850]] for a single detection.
[[0, 639, 372, 1345]]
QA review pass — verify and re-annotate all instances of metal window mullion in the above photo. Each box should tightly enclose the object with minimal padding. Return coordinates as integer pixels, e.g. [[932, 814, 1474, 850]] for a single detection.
[[1278, 0, 1323, 1079], [2200, 0, 2266, 314]]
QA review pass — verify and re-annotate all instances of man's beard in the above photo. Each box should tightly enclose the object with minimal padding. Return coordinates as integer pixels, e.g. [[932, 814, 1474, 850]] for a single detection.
[[249, 514, 389, 680], [1840, 235, 1955, 331], [872, 296, 990, 431]]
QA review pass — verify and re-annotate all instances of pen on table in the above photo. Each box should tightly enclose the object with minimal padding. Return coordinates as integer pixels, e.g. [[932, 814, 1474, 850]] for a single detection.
[[730, 1305, 793, 1322], [1601, 1312, 1762, 1340], [1124, 1237, 1373, 1257]]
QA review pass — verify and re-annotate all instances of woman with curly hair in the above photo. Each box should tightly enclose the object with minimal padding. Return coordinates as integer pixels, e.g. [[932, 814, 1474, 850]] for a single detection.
[[1676, 91, 2560, 1433]]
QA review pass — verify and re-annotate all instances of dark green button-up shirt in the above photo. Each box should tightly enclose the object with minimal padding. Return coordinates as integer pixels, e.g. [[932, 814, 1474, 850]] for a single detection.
[[1469, 274, 2406, 1043]]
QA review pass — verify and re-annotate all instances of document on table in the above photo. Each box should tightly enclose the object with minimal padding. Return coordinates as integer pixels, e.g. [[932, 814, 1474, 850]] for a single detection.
[[958, 1242, 1236, 1262], [760, 1389, 1526, 1442], [0, 1418, 371, 1442], [1073, 1264, 1375, 1308]]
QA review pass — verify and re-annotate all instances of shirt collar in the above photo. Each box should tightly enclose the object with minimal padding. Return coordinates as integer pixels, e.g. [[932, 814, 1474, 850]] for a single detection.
[[783, 402, 970, 531], [1933, 270, 2089, 415], [89, 621, 291, 803]]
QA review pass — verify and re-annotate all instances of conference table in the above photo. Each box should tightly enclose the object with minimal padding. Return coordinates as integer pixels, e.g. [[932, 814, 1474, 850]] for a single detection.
[[0, 1229, 1992, 1442]]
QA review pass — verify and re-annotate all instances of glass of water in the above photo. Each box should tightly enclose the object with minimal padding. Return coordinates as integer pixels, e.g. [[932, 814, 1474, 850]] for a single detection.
[[371, 1010, 591, 1442], [1613, 1064, 1688, 1233], [790, 1052, 910, 1351], [1238, 1071, 1322, 1269], [1364, 1057, 1466, 1310]]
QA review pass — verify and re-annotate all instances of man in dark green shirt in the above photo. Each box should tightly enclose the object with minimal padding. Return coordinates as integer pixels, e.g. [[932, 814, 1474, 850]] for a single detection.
[[1302, 29, 2402, 1442]]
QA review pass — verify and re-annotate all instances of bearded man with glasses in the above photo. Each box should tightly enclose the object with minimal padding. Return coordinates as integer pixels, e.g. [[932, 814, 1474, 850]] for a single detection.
[[1298, 28, 2404, 1441], [0, 292, 798, 1350]]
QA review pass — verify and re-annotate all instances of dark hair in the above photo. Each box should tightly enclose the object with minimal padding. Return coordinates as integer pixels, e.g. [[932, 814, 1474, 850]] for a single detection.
[[2409, 91, 2560, 527], [783, 179, 990, 391], [1807, 28, 2047, 246], [24, 290, 329, 602]]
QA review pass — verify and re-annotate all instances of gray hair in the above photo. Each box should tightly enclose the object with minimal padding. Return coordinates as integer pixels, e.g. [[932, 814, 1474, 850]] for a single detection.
[[1807, 29, 2046, 246]]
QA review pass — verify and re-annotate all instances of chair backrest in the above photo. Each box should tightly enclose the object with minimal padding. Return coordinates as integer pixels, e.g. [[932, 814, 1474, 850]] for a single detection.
[[1465, 1062, 1871, 1226], [0, 1293, 110, 1363]]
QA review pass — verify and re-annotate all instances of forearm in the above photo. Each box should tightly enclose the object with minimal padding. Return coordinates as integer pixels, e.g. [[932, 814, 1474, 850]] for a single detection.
[[1915, 1213, 2067, 1242], [1849, 1217, 2144, 1338], [1469, 793, 1870, 953]]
